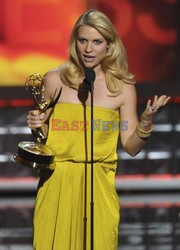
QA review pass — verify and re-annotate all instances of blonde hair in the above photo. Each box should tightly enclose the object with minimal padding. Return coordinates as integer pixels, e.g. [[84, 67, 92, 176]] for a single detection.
[[61, 9, 135, 96]]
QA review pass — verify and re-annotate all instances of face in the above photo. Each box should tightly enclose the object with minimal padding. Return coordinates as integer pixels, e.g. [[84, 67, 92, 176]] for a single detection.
[[76, 25, 108, 70]]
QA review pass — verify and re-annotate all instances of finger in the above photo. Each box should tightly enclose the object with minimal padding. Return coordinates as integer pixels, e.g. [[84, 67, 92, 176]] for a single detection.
[[27, 121, 43, 129], [27, 119, 42, 125], [156, 95, 167, 107], [162, 96, 171, 106], [27, 114, 39, 121], [158, 95, 166, 102], [33, 123, 43, 128], [39, 113, 46, 121], [152, 95, 158, 106], [29, 110, 39, 116], [154, 95, 170, 110], [146, 99, 152, 110], [27, 110, 44, 122], [149, 96, 158, 112]]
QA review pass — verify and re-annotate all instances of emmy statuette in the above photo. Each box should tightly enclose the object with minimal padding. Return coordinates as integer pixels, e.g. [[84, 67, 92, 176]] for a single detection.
[[14, 73, 62, 170]]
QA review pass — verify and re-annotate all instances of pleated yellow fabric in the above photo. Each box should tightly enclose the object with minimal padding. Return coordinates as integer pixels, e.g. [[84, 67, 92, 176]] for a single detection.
[[33, 103, 120, 250]]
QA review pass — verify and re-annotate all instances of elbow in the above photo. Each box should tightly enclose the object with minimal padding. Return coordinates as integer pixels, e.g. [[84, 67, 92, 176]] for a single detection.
[[125, 150, 136, 157], [124, 146, 141, 157], [128, 151, 140, 157], [123, 138, 143, 157]]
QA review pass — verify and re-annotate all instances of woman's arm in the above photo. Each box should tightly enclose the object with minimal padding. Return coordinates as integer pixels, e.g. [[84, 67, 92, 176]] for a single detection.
[[120, 83, 170, 156]]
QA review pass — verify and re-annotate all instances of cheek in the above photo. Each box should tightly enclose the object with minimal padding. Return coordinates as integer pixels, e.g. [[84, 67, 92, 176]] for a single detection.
[[76, 44, 80, 53], [97, 46, 107, 56], [76, 42, 83, 52]]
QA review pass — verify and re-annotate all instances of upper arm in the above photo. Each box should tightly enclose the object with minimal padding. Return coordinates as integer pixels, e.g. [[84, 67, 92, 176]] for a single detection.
[[43, 69, 62, 102], [120, 83, 138, 148], [42, 68, 62, 121]]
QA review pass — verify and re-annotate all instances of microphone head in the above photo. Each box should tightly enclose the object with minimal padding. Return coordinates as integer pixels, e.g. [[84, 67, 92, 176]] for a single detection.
[[84, 67, 96, 83]]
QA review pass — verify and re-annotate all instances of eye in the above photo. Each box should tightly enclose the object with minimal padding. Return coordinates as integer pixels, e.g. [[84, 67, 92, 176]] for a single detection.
[[78, 38, 87, 44], [94, 40, 102, 45]]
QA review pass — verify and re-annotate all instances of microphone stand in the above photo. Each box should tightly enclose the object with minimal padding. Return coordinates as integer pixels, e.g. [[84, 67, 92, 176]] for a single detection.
[[83, 67, 95, 250], [89, 80, 94, 250]]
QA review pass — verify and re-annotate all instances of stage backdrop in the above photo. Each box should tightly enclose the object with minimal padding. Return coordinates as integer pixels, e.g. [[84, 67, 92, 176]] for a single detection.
[[0, 0, 177, 85]]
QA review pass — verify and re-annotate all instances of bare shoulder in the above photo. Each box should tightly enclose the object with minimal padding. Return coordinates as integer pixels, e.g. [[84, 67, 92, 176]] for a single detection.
[[43, 65, 65, 99], [44, 66, 63, 86]]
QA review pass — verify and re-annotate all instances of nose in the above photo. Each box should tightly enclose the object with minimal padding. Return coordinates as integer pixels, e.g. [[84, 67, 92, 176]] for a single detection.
[[85, 42, 92, 53]]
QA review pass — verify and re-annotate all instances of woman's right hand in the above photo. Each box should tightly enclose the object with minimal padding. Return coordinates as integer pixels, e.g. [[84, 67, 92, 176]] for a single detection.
[[27, 110, 46, 130]]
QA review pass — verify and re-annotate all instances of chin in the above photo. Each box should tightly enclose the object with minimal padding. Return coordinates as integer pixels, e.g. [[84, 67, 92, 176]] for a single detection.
[[83, 62, 98, 69]]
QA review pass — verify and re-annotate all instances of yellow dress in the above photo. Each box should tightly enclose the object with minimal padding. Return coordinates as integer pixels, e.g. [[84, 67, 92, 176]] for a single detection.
[[33, 103, 120, 250]]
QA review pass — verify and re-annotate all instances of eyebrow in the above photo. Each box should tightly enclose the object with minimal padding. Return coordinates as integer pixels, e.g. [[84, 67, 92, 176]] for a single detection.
[[77, 35, 104, 40]]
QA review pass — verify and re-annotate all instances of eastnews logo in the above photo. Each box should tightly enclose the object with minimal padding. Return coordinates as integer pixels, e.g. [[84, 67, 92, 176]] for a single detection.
[[51, 119, 128, 131]]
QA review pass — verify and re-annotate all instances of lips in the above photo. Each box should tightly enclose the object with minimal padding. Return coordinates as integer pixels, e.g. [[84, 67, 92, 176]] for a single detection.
[[83, 54, 95, 62]]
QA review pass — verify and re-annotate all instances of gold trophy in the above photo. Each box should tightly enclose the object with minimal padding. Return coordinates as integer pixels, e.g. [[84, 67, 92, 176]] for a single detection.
[[14, 73, 62, 170]]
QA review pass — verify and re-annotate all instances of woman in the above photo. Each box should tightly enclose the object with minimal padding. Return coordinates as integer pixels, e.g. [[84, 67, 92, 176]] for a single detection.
[[27, 9, 170, 250]]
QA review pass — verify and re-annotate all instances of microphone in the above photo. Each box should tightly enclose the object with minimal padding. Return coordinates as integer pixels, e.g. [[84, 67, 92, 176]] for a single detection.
[[83, 68, 96, 91]]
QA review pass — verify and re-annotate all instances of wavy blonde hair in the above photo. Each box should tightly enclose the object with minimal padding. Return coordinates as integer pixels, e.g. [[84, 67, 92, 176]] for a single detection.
[[61, 9, 135, 96]]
